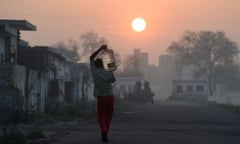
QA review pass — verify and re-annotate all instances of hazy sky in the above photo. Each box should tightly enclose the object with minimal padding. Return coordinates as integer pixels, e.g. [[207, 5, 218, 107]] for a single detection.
[[1, 0, 240, 65]]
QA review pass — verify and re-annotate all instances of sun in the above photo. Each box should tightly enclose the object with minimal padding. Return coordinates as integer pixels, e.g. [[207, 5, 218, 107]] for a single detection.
[[131, 18, 146, 32]]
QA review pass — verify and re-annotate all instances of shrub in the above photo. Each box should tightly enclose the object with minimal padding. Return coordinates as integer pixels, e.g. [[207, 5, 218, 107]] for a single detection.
[[27, 129, 45, 140], [114, 97, 136, 113]]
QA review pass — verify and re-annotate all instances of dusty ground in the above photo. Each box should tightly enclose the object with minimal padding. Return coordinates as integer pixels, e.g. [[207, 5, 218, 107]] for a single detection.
[[20, 101, 240, 144]]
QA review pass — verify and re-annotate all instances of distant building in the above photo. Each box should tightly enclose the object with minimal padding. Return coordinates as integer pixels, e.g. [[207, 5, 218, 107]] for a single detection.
[[0, 19, 37, 111], [144, 64, 159, 100], [18, 46, 69, 104], [134, 49, 148, 75], [70, 63, 89, 102], [0, 19, 99, 114], [0, 19, 36, 64], [170, 80, 208, 103], [158, 55, 177, 100], [133, 49, 159, 98], [158, 54, 206, 100], [114, 76, 141, 98]]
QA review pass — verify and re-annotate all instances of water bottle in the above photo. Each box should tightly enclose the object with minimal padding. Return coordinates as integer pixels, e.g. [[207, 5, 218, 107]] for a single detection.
[[102, 49, 117, 71]]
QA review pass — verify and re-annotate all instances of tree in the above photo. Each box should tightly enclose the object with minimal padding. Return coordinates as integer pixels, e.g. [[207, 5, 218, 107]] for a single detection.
[[53, 31, 110, 62], [80, 31, 121, 69], [216, 62, 240, 91], [53, 39, 80, 62], [167, 30, 239, 96], [53, 31, 122, 72], [79, 31, 108, 61]]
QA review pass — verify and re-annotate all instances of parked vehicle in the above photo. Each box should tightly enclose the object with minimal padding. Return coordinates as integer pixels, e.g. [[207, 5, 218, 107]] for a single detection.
[[125, 80, 154, 104]]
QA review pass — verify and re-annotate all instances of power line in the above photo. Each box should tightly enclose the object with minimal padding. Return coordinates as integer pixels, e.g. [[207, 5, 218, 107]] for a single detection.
[[0, 13, 124, 22], [1, 12, 240, 25]]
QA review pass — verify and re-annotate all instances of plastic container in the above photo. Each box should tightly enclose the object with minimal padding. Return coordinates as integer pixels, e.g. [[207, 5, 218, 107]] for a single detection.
[[102, 49, 117, 71]]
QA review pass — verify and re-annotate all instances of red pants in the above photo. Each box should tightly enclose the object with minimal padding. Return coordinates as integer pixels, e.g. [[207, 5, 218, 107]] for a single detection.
[[97, 96, 114, 133]]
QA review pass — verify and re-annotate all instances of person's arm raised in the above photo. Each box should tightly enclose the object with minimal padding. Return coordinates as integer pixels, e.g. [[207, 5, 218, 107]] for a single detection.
[[90, 45, 107, 61]]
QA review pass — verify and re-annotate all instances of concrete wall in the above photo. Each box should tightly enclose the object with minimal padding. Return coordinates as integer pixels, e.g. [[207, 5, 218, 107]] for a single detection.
[[27, 69, 48, 112], [0, 64, 13, 87], [13, 65, 26, 110], [39, 73, 48, 112], [0, 36, 5, 63], [0, 65, 26, 111], [0, 64, 14, 110], [28, 70, 39, 111]]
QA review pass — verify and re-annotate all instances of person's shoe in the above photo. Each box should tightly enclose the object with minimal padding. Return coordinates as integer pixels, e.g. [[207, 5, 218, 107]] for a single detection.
[[101, 132, 108, 142]]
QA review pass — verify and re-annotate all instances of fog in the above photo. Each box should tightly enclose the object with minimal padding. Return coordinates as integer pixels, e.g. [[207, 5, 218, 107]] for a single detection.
[[1, 0, 240, 65], [1, 1, 240, 143]]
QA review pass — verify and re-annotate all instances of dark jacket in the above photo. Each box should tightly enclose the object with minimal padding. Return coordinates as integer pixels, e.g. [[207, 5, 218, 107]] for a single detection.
[[90, 59, 115, 97]]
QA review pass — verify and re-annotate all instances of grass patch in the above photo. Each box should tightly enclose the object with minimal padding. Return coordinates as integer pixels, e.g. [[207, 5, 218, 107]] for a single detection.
[[45, 100, 97, 122], [0, 130, 26, 144], [208, 102, 240, 112], [44, 98, 136, 122], [114, 97, 136, 114], [27, 129, 45, 140]]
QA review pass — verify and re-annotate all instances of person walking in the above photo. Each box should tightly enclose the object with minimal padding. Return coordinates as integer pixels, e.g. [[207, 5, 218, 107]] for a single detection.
[[90, 44, 116, 142]]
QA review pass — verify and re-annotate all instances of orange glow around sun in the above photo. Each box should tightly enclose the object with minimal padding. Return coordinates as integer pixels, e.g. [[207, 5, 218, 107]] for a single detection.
[[131, 18, 146, 32]]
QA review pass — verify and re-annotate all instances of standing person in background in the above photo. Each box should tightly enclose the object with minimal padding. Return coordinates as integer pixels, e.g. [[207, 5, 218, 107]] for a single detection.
[[90, 44, 116, 142]]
